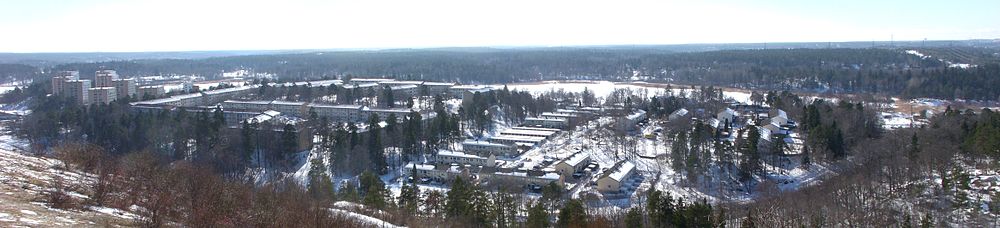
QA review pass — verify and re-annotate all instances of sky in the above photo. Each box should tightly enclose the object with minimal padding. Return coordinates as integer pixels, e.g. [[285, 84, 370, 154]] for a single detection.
[[1, 0, 998, 53]]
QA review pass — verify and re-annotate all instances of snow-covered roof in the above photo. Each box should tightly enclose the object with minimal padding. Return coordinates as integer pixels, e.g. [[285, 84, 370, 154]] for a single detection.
[[541, 112, 577, 118], [225, 100, 271, 105], [706, 118, 721, 128], [525, 117, 567, 123], [379, 81, 424, 85], [450, 85, 486, 90], [203, 86, 253, 95], [423, 82, 455, 86], [262, 110, 281, 117], [603, 160, 635, 182], [626, 110, 647, 120], [310, 104, 363, 110], [670, 108, 689, 117], [349, 78, 394, 83], [463, 140, 512, 148], [389, 84, 418, 90], [306, 79, 341, 87], [405, 162, 435, 171], [493, 171, 560, 180], [490, 135, 547, 143], [500, 129, 557, 137], [341, 83, 378, 89], [437, 150, 488, 159], [271, 100, 306, 106], [510, 126, 561, 132], [558, 152, 590, 167], [131, 92, 202, 105]]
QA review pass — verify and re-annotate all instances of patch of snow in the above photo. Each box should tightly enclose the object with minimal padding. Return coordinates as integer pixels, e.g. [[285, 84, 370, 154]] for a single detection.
[[328, 208, 405, 228]]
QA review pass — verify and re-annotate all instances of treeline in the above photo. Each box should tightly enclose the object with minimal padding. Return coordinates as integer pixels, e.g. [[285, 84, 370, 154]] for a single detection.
[[35, 47, 998, 100], [0, 63, 41, 83]]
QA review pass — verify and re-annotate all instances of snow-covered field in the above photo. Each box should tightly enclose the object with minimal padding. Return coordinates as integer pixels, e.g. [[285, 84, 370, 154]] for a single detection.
[[501, 80, 754, 104]]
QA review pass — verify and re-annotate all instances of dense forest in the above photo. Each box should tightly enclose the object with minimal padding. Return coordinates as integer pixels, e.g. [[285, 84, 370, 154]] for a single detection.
[[2, 45, 998, 101]]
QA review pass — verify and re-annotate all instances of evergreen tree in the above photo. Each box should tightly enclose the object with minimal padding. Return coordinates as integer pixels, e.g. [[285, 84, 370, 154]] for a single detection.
[[625, 207, 644, 228], [367, 114, 388, 174], [526, 201, 550, 228], [280, 123, 299, 154], [556, 199, 587, 228], [445, 177, 473, 220], [307, 157, 335, 201], [398, 168, 420, 214], [381, 85, 395, 108]]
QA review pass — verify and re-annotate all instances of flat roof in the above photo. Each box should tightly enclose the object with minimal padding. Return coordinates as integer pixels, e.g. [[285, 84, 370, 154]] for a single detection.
[[437, 150, 488, 159], [224, 100, 271, 105], [511, 126, 561, 132], [489, 135, 547, 142], [309, 104, 363, 109], [541, 112, 577, 118], [423, 82, 455, 86], [500, 129, 557, 137], [462, 140, 513, 148], [525, 117, 567, 123]]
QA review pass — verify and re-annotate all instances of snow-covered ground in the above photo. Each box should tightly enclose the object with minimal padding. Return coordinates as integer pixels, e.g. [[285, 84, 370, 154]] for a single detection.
[[500, 81, 666, 99], [0, 122, 135, 226]]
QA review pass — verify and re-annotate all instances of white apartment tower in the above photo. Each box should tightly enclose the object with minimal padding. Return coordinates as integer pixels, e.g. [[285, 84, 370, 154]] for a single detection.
[[64, 80, 92, 105]]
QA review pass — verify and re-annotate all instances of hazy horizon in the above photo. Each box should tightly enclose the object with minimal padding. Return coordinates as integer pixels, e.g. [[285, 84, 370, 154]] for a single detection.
[[2, 0, 999, 53]]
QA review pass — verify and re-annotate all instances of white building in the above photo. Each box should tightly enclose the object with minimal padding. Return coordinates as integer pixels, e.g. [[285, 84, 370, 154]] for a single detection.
[[462, 140, 518, 157], [717, 108, 737, 124], [310, 104, 364, 122], [89, 87, 117, 104], [64, 80, 92, 105], [499, 129, 558, 139], [432, 150, 497, 167], [488, 135, 547, 147], [524, 117, 569, 129]]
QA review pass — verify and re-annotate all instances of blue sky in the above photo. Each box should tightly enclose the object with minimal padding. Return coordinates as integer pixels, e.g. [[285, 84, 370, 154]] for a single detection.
[[1, 0, 997, 52]]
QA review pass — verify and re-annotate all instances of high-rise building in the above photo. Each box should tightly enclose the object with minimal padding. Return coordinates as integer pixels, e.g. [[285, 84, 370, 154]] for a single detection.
[[89, 87, 117, 104], [112, 78, 137, 98], [95, 69, 119, 87], [64, 80, 92, 105], [51, 71, 79, 96]]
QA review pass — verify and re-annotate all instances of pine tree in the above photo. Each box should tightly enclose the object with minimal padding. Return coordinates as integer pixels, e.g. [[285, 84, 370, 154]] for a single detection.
[[526, 202, 549, 228], [398, 168, 420, 214], [446, 177, 472, 219], [280, 123, 299, 155], [625, 207, 644, 228], [367, 114, 387, 174], [556, 199, 587, 228], [307, 157, 335, 201]]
